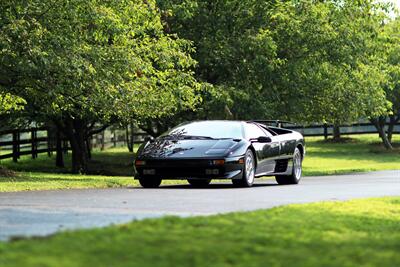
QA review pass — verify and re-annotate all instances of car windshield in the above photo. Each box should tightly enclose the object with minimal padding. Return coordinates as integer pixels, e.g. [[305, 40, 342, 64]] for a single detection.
[[161, 121, 243, 139]]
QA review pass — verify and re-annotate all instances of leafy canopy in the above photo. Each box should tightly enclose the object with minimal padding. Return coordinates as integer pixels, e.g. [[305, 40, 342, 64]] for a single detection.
[[0, 0, 201, 124], [158, 0, 392, 124]]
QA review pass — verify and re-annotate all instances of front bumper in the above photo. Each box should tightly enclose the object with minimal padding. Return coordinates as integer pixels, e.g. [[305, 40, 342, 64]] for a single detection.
[[134, 156, 244, 180]]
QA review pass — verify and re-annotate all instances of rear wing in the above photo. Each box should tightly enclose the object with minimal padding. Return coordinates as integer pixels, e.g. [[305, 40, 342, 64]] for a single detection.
[[251, 120, 297, 128]]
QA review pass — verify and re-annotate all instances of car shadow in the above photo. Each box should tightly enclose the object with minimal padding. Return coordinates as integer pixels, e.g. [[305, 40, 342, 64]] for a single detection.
[[133, 182, 280, 190]]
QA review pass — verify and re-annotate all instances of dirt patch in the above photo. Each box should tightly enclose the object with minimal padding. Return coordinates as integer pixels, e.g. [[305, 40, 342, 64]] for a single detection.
[[316, 137, 358, 144], [0, 166, 17, 177]]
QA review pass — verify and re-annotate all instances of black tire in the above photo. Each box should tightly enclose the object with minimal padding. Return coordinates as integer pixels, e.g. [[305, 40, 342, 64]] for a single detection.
[[138, 177, 162, 188], [187, 179, 211, 188], [232, 149, 255, 187], [275, 147, 302, 185]]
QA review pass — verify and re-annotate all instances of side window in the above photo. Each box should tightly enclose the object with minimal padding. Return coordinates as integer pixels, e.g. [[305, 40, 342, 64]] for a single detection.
[[259, 125, 277, 136], [245, 123, 270, 140]]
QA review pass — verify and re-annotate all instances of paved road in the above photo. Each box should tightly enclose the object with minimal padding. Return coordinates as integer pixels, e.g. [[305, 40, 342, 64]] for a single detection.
[[0, 170, 399, 241]]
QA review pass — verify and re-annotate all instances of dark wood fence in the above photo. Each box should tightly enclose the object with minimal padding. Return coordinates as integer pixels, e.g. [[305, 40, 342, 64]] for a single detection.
[[1, 122, 399, 162], [0, 128, 52, 161], [0, 128, 148, 162], [284, 122, 400, 138]]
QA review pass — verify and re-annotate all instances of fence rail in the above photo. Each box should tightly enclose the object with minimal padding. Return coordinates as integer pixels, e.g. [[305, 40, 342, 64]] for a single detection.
[[0, 122, 399, 162], [0, 128, 148, 162], [283, 122, 400, 138]]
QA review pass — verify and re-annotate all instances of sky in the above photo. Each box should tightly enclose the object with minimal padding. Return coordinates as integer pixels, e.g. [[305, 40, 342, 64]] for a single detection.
[[380, 0, 400, 17], [382, 0, 400, 10]]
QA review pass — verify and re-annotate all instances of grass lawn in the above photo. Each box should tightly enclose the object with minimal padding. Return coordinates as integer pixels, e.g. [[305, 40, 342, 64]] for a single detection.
[[0, 147, 137, 192], [0, 134, 399, 192], [303, 134, 400, 175], [0, 197, 399, 267]]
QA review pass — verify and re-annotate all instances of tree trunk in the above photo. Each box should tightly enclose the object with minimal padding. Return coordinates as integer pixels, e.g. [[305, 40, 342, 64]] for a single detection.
[[101, 130, 105, 151], [126, 122, 134, 153], [64, 118, 89, 174], [387, 115, 399, 143], [371, 118, 393, 150], [333, 124, 341, 141], [86, 138, 92, 160], [55, 130, 64, 168]]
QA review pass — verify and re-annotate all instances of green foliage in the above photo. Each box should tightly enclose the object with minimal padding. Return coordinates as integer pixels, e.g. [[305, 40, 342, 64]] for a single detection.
[[0, 93, 25, 115], [1, 197, 400, 266], [0, 0, 201, 123], [379, 18, 400, 118], [158, 0, 393, 124], [0, 0, 204, 172]]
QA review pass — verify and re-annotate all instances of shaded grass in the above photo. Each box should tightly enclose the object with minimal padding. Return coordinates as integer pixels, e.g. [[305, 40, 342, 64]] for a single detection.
[[0, 147, 137, 192], [0, 197, 399, 267], [0, 146, 138, 176]]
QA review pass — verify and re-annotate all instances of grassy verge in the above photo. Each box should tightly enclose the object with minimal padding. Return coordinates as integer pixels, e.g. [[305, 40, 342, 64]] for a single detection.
[[0, 134, 399, 192], [0, 147, 136, 192], [0, 197, 399, 267], [0, 172, 135, 192], [303, 134, 400, 175]]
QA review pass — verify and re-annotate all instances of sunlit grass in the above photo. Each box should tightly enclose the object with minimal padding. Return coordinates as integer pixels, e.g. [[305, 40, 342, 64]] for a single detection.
[[1, 197, 399, 266], [303, 134, 400, 176], [0, 172, 135, 192]]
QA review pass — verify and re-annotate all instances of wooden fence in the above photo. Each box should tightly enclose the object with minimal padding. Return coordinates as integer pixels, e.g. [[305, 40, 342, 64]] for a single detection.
[[0, 122, 399, 162], [0, 128, 52, 161], [284, 122, 400, 138], [0, 128, 148, 162]]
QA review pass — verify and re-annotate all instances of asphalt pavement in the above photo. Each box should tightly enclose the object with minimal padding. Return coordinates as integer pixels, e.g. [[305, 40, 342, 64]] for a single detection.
[[0, 170, 399, 241]]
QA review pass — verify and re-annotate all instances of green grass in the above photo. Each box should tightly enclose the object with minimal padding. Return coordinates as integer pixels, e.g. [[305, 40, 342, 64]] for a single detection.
[[0, 147, 136, 192], [1, 197, 399, 267], [0, 134, 399, 192], [0, 172, 135, 192], [303, 134, 400, 176]]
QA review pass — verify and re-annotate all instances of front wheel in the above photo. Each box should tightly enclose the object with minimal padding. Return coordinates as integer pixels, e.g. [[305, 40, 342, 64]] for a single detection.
[[232, 149, 255, 187], [138, 177, 162, 188], [187, 179, 211, 188], [275, 147, 302, 185]]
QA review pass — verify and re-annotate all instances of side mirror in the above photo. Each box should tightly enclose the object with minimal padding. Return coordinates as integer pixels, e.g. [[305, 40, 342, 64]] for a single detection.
[[144, 136, 155, 143], [257, 136, 272, 143]]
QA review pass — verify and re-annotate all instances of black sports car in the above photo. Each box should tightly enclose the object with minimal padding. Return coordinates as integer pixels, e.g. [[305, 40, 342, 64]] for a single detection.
[[134, 120, 305, 188]]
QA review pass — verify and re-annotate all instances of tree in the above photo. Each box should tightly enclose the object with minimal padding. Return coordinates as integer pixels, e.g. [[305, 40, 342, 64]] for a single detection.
[[370, 17, 400, 149], [386, 18, 400, 142], [0, 0, 201, 173], [157, 0, 281, 120], [158, 0, 392, 141]]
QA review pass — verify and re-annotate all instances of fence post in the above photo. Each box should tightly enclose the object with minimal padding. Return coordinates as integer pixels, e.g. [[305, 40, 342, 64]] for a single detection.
[[101, 131, 105, 151], [31, 129, 37, 159], [323, 123, 328, 140], [63, 140, 68, 154], [12, 130, 19, 162], [47, 129, 51, 157], [113, 130, 117, 147]]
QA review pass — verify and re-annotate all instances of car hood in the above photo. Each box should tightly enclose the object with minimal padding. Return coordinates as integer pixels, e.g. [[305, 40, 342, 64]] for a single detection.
[[139, 139, 240, 159]]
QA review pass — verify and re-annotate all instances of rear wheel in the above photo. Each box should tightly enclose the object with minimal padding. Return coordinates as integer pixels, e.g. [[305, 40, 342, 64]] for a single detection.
[[232, 149, 255, 187], [138, 177, 162, 188], [275, 147, 302, 185], [187, 179, 211, 188]]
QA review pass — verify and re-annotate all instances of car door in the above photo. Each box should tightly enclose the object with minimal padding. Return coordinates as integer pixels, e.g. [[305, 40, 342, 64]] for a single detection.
[[278, 134, 297, 159], [244, 123, 280, 175]]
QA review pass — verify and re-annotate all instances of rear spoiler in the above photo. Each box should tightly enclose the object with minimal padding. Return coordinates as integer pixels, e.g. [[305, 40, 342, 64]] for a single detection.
[[251, 120, 297, 128]]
